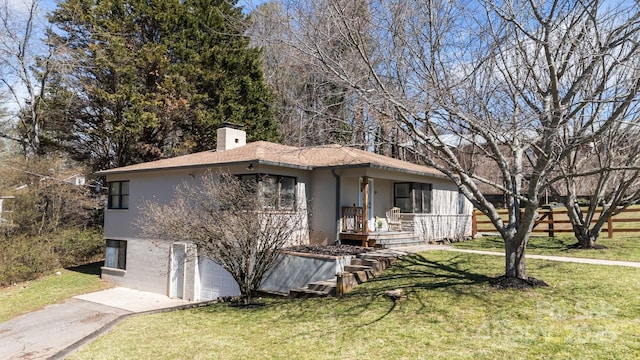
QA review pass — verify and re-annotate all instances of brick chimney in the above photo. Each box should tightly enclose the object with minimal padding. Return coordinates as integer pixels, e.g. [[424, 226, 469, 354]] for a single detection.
[[216, 125, 246, 151]]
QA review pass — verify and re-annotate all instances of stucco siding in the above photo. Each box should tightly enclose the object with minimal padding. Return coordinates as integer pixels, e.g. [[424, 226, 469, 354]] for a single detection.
[[309, 169, 338, 245], [373, 179, 393, 217], [104, 170, 197, 240], [104, 165, 312, 241], [407, 183, 473, 240]]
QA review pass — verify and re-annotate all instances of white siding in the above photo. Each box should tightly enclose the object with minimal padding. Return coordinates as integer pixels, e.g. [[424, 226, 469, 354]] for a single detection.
[[408, 185, 473, 240], [410, 214, 473, 241]]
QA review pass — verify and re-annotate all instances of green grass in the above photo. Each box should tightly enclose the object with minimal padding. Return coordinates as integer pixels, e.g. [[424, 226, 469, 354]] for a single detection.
[[0, 262, 111, 322], [69, 252, 640, 360], [453, 235, 640, 262]]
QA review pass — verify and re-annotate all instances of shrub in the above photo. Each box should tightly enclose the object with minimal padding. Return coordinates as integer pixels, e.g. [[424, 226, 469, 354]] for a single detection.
[[0, 233, 59, 286], [54, 228, 104, 267], [0, 230, 105, 287], [0, 156, 105, 286]]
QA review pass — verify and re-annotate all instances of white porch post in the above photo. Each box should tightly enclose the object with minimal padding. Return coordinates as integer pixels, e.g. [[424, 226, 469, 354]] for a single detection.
[[362, 176, 369, 235]]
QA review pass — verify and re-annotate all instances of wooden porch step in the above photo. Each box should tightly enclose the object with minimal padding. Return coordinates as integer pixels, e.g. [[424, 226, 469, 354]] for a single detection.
[[289, 249, 406, 298], [289, 288, 332, 298], [343, 264, 373, 273], [371, 231, 415, 240], [358, 253, 396, 268], [376, 236, 425, 248], [350, 258, 383, 272], [351, 269, 376, 283], [307, 279, 337, 293]]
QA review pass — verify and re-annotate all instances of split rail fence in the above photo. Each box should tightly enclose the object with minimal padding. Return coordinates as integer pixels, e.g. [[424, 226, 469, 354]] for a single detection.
[[472, 207, 640, 238]]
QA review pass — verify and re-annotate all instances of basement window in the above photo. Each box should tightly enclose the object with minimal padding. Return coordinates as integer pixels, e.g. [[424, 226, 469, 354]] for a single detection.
[[105, 239, 127, 270]]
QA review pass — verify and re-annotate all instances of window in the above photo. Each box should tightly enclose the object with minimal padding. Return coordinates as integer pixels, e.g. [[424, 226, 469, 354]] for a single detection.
[[394, 182, 432, 213], [105, 240, 127, 270], [108, 181, 129, 209], [238, 174, 296, 211]]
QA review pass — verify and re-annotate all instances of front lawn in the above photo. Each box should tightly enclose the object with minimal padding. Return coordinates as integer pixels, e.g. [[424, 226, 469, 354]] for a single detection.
[[452, 235, 640, 262], [0, 262, 111, 323], [69, 251, 640, 359]]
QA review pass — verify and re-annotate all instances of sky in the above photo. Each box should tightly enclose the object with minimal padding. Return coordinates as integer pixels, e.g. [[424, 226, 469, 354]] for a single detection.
[[1, 0, 53, 116], [6, 0, 55, 15]]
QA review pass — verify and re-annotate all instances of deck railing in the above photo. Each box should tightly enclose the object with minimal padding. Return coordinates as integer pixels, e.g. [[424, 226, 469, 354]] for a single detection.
[[341, 206, 363, 233]]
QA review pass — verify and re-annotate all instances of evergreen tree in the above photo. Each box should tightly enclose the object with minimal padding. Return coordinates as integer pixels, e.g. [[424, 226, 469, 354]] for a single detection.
[[45, 0, 278, 170], [170, 0, 279, 150]]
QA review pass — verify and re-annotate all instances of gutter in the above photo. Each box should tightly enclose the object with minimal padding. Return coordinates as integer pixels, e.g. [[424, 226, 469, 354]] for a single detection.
[[332, 168, 341, 244], [315, 163, 449, 180], [93, 160, 313, 177]]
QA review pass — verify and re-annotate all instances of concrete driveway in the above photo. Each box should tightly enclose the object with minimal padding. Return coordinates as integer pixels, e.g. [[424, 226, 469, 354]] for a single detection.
[[0, 287, 191, 360]]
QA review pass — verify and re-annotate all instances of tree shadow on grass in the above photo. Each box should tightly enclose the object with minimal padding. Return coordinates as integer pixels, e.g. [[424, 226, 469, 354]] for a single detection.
[[66, 261, 104, 276], [367, 252, 493, 290], [212, 253, 500, 343], [340, 252, 495, 325], [527, 236, 572, 252]]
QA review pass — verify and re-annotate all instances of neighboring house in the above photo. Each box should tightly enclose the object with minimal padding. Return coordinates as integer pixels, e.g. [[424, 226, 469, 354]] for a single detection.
[[0, 196, 15, 224], [95, 126, 472, 301]]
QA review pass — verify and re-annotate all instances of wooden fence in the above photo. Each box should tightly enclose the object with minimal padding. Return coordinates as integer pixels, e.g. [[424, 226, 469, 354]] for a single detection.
[[472, 207, 640, 238]]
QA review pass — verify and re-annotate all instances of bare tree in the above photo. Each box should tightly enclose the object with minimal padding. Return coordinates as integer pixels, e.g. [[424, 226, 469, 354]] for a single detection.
[[0, 0, 56, 157], [137, 172, 304, 304], [269, 0, 640, 285], [249, 0, 390, 150], [552, 122, 640, 248]]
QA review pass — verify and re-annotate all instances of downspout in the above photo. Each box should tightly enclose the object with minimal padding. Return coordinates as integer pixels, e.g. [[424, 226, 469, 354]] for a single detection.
[[332, 169, 341, 244]]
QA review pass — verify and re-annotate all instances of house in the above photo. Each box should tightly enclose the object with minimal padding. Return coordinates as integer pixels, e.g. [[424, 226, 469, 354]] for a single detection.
[[95, 126, 472, 301], [0, 196, 15, 224]]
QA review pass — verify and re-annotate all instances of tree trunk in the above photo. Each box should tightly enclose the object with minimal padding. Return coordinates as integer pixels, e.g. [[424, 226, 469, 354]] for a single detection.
[[239, 283, 253, 305], [504, 234, 527, 279], [573, 225, 598, 248]]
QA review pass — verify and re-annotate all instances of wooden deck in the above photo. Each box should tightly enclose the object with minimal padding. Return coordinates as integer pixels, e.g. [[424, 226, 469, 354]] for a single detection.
[[340, 205, 424, 247], [339, 231, 420, 248]]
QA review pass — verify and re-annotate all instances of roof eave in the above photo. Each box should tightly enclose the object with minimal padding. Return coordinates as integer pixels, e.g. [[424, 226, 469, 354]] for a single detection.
[[92, 160, 255, 177], [93, 159, 314, 178], [93, 158, 445, 180], [255, 160, 313, 171], [315, 163, 448, 179]]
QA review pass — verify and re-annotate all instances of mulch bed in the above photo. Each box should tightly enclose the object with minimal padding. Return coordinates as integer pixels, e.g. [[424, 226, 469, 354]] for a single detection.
[[489, 275, 549, 289], [285, 244, 375, 256]]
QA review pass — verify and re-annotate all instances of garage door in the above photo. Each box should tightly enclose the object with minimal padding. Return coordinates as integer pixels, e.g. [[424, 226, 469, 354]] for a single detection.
[[197, 256, 240, 301]]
